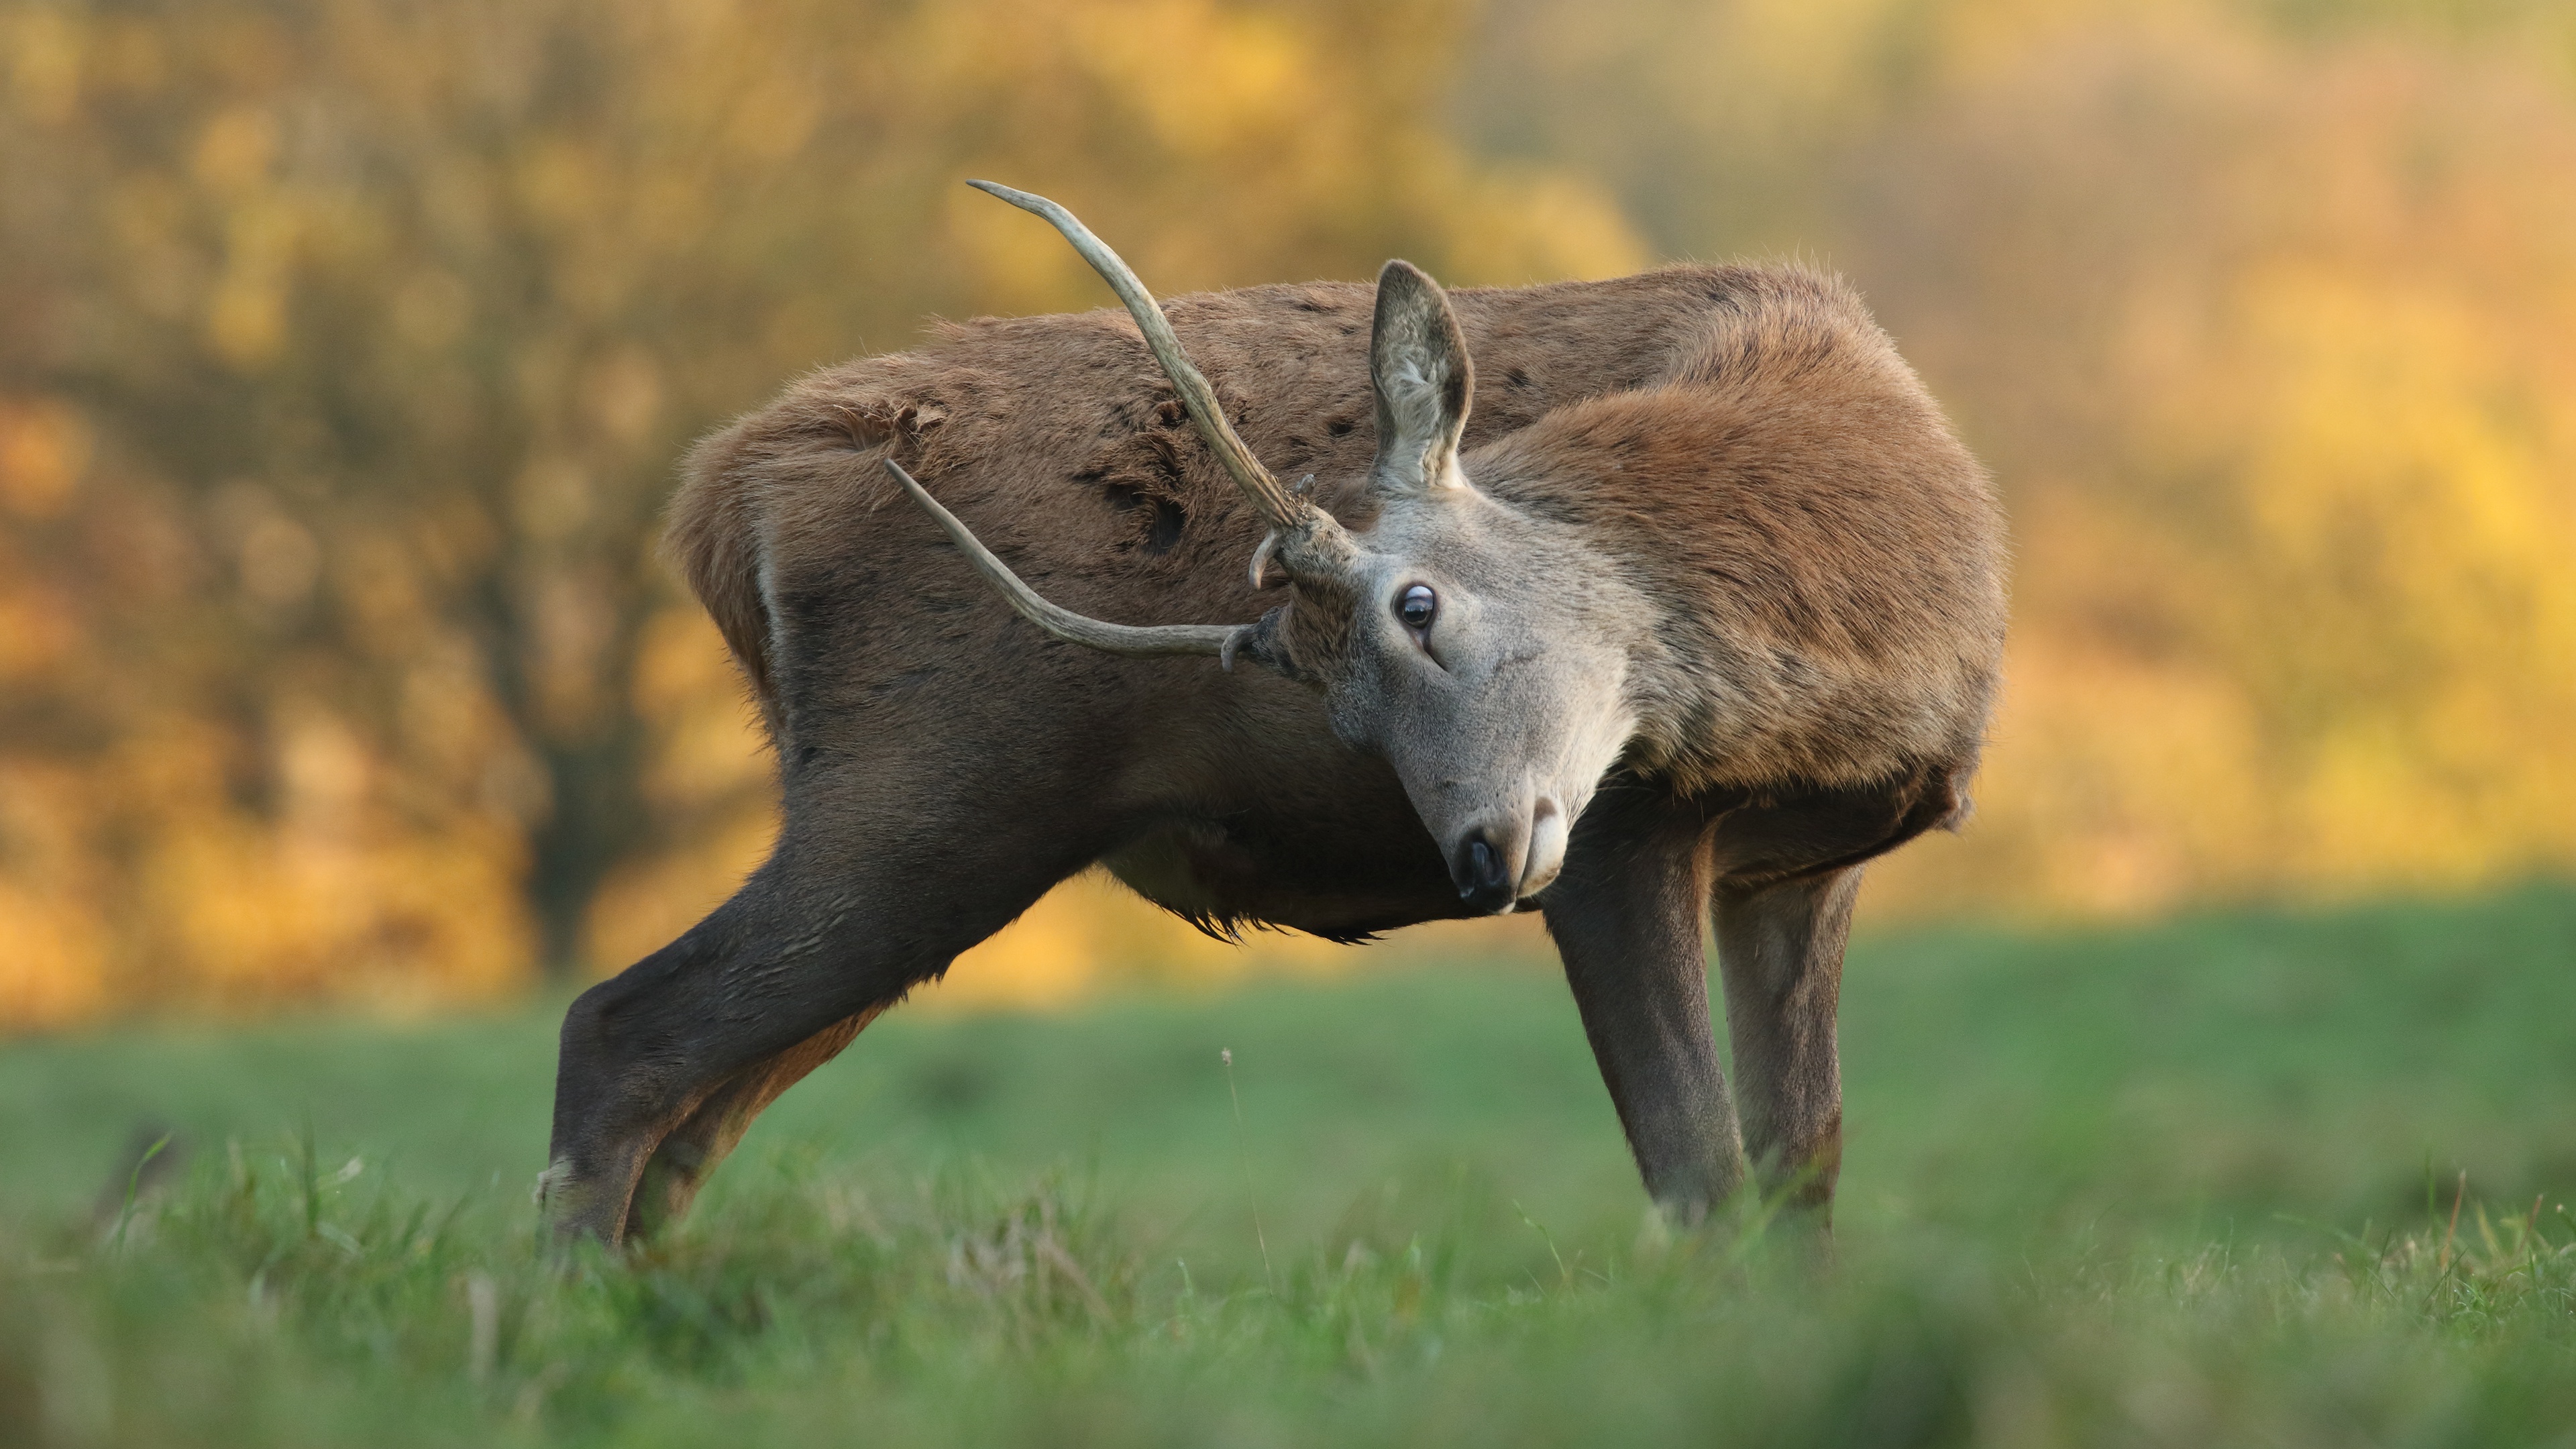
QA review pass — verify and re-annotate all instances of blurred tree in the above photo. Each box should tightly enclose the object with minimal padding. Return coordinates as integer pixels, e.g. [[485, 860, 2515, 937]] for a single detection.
[[15, 0, 2570, 1026], [1462, 0, 2576, 916], [1848, 19, 2576, 910], [0, 0, 1642, 1023]]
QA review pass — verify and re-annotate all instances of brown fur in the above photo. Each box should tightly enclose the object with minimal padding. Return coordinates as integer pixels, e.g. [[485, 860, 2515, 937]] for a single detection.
[[675, 266, 1999, 878], [545, 263, 2004, 1246]]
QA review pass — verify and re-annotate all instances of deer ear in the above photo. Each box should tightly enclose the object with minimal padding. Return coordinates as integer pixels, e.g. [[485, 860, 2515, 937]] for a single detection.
[[1368, 260, 1473, 497]]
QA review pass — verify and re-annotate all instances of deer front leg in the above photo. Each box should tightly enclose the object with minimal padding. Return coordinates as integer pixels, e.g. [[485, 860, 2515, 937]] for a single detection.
[[1542, 792, 1746, 1223], [1711, 866, 1861, 1220]]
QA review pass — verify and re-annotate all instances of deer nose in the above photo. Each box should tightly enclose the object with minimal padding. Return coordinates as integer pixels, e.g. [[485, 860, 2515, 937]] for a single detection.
[[1452, 829, 1517, 914]]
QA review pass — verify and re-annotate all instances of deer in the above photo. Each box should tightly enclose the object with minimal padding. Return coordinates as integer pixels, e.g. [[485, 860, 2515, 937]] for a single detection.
[[539, 182, 2006, 1248]]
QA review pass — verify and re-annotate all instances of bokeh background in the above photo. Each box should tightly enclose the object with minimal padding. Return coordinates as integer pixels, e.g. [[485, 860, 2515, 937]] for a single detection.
[[3, 0, 2571, 1029]]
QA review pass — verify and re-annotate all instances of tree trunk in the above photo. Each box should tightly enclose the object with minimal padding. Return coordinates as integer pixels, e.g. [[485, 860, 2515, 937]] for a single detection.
[[527, 724, 651, 981]]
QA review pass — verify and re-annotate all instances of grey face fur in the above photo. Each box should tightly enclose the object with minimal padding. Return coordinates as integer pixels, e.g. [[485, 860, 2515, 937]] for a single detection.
[[885, 191, 1656, 916], [1301, 262, 1648, 911]]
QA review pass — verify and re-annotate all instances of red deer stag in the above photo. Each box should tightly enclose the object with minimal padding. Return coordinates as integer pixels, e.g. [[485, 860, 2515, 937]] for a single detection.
[[541, 182, 2006, 1246]]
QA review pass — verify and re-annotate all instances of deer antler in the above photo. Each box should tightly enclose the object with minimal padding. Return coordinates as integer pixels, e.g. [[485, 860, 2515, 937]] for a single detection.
[[965, 180, 1356, 580], [885, 458, 1258, 665]]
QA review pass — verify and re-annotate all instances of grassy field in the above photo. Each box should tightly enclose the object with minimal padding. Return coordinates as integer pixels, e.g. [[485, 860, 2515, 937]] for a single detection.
[[4, 886, 2574, 1446]]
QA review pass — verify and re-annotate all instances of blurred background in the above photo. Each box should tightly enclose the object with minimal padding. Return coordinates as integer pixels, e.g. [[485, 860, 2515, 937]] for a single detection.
[[2, 0, 2571, 1030]]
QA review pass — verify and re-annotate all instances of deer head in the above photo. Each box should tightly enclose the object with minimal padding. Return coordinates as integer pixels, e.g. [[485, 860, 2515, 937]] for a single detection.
[[888, 182, 1653, 912]]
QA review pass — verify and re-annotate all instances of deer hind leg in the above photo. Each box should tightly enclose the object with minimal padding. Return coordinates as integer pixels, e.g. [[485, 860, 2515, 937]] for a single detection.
[[1542, 789, 1746, 1224], [1711, 866, 1862, 1221], [616, 1005, 883, 1242], [543, 822, 1081, 1248]]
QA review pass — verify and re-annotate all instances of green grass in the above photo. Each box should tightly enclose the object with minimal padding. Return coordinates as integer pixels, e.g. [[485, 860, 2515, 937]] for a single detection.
[[5, 885, 2575, 1445]]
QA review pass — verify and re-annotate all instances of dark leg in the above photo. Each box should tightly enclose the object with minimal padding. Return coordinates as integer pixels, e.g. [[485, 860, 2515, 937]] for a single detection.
[[618, 1006, 885, 1241], [1711, 866, 1861, 1219], [543, 812, 1087, 1247], [1541, 790, 1745, 1222]]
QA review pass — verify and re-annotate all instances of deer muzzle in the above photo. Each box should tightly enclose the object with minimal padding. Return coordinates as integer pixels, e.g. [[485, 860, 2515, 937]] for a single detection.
[[1448, 794, 1570, 914]]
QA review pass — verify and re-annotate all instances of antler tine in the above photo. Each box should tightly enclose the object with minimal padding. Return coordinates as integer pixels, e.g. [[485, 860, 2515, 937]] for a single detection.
[[967, 180, 1308, 533], [884, 459, 1249, 665]]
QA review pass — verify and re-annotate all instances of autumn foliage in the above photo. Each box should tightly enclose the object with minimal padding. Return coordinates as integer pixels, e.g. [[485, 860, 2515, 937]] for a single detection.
[[3, 0, 2571, 1026]]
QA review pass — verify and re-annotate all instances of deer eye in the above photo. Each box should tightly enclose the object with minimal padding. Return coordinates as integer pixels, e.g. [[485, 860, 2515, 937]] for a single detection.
[[1397, 584, 1438, 632]]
